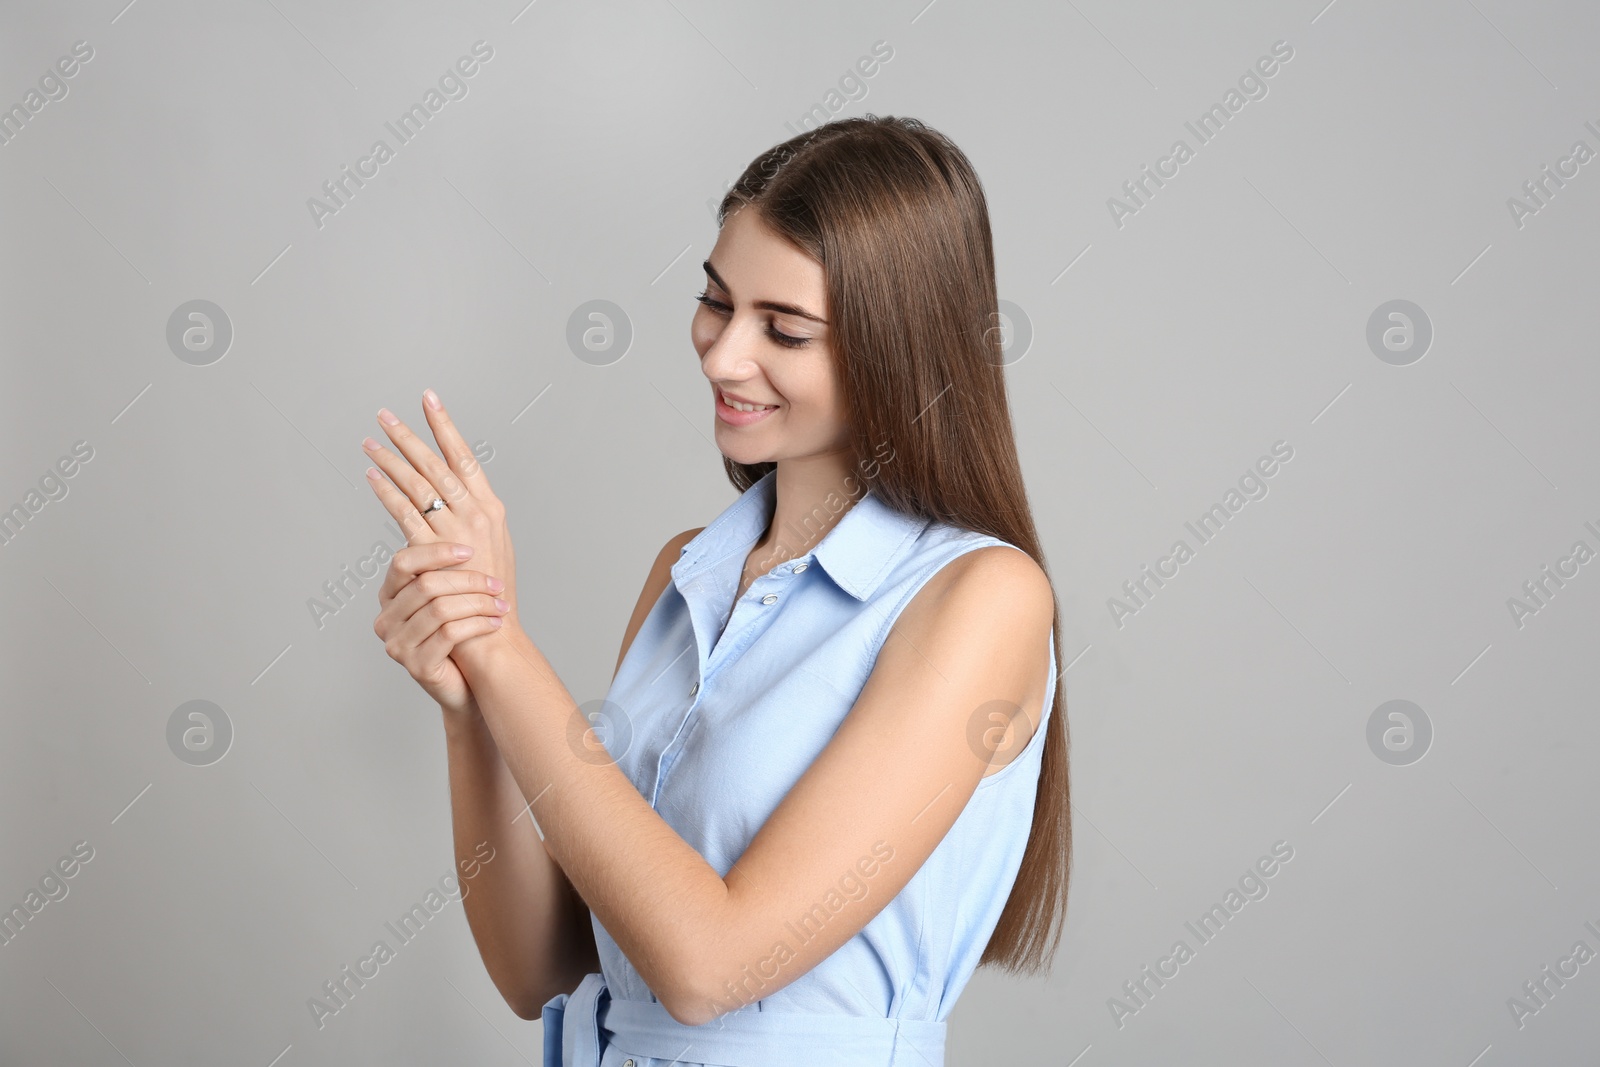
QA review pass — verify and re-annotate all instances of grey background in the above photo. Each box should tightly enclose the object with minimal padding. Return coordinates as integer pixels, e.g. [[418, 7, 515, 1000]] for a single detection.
[[2, 0, 1597, 1064]]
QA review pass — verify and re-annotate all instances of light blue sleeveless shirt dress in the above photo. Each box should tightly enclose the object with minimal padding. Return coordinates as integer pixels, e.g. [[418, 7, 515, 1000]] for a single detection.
[[542, 469, 1057, 1067]]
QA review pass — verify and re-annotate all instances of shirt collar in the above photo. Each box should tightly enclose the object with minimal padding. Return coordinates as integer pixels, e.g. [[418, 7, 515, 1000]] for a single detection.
[[672, 469, 930, 602]]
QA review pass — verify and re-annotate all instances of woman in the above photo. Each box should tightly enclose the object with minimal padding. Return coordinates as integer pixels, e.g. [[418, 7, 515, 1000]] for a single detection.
[[362, 115, 1070, 1066]]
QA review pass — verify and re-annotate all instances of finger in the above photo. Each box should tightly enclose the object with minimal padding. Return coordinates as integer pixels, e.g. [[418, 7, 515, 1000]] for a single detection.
[[421, 388, 496, 499], [396, 592, 508, 649], [375, 407, 471, 511], [412, 615, 503, 679], [383, 560, 483, 620], [378, 542, 478, 604], [393, 585, 505, 643], [363, 434, 446, 516], [395, 585, 505, 643], [365, 466, 439, 547], [382, 590, 499, 658]]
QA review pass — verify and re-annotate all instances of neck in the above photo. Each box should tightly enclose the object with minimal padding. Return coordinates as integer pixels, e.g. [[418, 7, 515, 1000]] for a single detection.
[[750, 452, 864, 571]]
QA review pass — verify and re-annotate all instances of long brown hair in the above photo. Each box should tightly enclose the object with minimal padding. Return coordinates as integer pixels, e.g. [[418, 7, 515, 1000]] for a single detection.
[[714, 115, 1070, 975]]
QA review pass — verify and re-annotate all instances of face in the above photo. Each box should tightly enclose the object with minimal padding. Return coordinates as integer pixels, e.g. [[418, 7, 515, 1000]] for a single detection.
[[692, 206, 851, 467]]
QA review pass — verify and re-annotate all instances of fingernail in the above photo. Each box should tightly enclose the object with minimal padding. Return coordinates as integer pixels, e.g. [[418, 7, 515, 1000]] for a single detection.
[[453, 545, 473, 560], [489, 616, 503, 628], [362, 437, 381, 451], [486, 576, 504, 592], [377, 408, 399, 425], [424, 388, 441, 411], [493, 598, 508, 612], [365, 467, 382, 481]]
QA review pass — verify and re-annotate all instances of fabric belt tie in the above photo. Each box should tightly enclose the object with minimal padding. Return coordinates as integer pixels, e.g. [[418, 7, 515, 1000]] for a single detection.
[[542, 972, 947, 1067]]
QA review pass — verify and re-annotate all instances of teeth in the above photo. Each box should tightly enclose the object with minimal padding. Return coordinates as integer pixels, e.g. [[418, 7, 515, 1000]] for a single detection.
[[723, 393, 775, 413]]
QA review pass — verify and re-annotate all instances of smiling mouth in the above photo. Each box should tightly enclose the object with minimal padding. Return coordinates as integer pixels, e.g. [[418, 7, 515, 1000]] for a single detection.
[[720, 388, 780, 412], [716, 386, 778, 413], [714, 386, 781, 427]]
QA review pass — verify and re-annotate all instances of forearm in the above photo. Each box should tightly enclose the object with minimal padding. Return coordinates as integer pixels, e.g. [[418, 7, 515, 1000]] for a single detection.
[[453, 631, 730, 1016], [442, 707, 599, 1017]]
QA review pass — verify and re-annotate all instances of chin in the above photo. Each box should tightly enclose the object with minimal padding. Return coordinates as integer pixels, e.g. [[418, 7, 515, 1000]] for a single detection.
[[713, 426, 782, 462], [716, 442, 777, 466]]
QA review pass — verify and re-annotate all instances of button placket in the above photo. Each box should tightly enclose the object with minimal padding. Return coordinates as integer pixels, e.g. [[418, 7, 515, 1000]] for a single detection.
[[705, 554, 809, 678], [656, 550, 811, 808]]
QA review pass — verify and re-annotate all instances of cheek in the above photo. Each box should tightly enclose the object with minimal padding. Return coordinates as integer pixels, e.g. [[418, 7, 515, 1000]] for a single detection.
[[775, 359, 841, 415]]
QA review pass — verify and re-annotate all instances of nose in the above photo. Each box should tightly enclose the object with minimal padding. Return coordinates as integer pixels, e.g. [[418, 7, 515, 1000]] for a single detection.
[[698, 315, 764, 382]]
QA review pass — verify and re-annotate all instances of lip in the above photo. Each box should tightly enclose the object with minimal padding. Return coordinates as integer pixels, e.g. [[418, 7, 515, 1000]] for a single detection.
[[714, 385, 780, 427]]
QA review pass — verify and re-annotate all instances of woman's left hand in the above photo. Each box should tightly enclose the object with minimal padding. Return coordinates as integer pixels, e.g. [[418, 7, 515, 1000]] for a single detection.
[[360, 389, 523, 650]]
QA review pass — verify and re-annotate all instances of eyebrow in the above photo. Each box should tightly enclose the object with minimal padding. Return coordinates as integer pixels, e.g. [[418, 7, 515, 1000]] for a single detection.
[[702, 259, 829, 325]]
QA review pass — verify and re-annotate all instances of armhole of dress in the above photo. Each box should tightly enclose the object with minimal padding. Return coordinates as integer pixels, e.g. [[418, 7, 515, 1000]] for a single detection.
[[976, 623, 1055, 790], [865, 536, 1052, 792]]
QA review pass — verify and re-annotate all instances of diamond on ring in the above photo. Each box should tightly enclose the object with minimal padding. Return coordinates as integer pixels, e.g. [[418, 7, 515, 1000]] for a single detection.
[[423, 498, 446, 514]]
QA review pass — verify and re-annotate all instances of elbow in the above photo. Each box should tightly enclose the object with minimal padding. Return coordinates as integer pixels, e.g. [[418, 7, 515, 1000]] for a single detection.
[[505, 989, 548, 1022], [509, 993, 546, 1022], [659, 988, 717, 1028], [660, 960, 766, 1027], [496, 976, 558, 1022], [655, 962, 724, 1027], [510, 968, 705, 1025], [656, 905, 749, 1025]]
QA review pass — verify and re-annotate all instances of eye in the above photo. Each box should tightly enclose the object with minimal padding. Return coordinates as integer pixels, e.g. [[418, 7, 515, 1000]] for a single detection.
[[695, 291, 811, 349], [766, 326, 809, 348]]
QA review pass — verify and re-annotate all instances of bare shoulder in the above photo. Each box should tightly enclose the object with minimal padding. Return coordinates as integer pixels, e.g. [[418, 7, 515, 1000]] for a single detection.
[[649, 527, 705, 590], [614, 527, 705, 677], [908, 543, 1055, 632], [879, 543, 1055, 774], [661, 526, 705, 561]]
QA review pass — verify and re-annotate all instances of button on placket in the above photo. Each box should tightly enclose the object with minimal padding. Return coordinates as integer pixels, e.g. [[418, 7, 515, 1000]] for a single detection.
[[707, 554, 807, 677]]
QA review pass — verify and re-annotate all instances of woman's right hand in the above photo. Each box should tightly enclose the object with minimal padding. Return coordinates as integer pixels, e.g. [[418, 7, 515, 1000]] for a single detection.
[[373, 542, 511, 718]]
